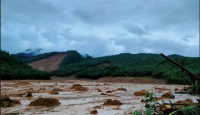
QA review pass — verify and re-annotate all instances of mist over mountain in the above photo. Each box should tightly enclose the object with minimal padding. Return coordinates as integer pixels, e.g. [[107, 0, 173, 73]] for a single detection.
[[21, 48, 44, 56]]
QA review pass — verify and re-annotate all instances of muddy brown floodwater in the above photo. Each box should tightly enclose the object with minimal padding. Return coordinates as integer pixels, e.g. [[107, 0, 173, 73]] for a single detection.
[[1, 77, 198, 115]]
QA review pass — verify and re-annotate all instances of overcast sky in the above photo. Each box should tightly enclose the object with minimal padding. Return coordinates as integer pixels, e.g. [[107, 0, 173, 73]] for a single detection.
[[1, 0, 199, 57]]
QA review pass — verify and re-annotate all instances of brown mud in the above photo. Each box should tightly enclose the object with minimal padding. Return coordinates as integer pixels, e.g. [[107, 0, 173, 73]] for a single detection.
[[1, 77, 198, 115]]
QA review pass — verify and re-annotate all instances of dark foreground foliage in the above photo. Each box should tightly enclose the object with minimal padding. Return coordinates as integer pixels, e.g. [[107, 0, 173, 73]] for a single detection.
[[1, 50, 51, 80]]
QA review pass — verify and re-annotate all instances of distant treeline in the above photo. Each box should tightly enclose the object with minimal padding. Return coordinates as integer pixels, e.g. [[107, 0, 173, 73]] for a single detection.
[[54, 52, 199, 84], [1, 50, 51, 80]]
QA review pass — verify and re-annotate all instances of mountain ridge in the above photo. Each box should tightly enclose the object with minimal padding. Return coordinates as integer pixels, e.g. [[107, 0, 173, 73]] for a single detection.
[[3, 50, 199, 84]]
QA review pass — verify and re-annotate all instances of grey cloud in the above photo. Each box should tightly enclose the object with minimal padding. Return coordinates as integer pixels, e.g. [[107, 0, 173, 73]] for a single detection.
[[182, 35, 196, 42], [114, 37, 197, 57], [1, 0, 199, 57], [2, 0, 69, 27], [124, 24, 148, 36], [156, 0, 199, 31], [182, 37, 189, 42], [72, 9, 113, 25], [2, 0, 61, 14]]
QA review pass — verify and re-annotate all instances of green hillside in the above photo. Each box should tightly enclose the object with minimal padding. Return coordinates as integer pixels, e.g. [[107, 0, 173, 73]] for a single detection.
[[1, 50, 51, 80], [54, 52, 199, 84], [7, 49, 199, 84]]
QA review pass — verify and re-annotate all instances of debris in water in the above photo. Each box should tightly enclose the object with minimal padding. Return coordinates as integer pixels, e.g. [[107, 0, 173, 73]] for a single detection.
[[116, 88, 127, 91], [26, 92, 32, 97], [100, 93, 107, 95], [29, 98, 60, 106], [134, 90, 148, 96], [53, 88, 63, 92], [70, 84, 88, 91], [161, 91, 175, 99], [90, 110, 98, 114], [93, 105, 101, 109], [103, 99, 122, 105], [106, 90, 112, 93], [1, 96, 21, 107]]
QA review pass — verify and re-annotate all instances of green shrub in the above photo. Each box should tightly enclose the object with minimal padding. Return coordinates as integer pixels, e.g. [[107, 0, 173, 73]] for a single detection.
[[133, 110, 142, 115]]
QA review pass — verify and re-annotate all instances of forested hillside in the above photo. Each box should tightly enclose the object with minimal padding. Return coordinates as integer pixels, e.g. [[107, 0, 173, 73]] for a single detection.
[[6, 49, 199, 84], [54, 53, 199, 84], [1, 50, 51, 80]]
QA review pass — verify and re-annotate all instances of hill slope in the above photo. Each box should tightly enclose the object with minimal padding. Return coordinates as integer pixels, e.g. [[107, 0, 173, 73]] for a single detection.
[[1, 50, 51, 80], [10, 49, 199, 84], [28, 53, 68, 71]]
